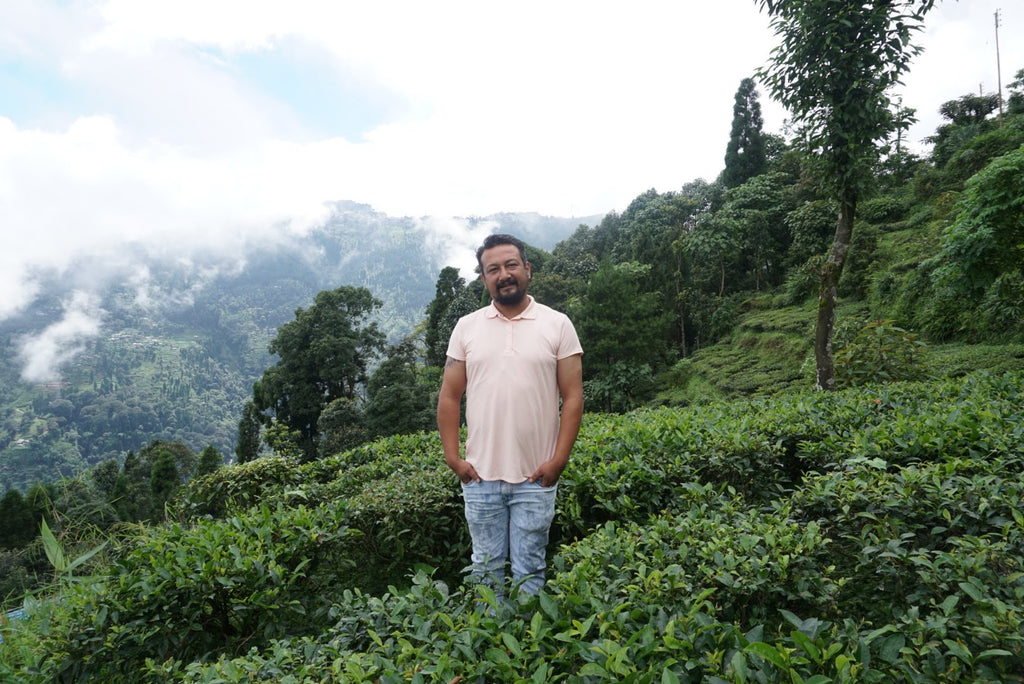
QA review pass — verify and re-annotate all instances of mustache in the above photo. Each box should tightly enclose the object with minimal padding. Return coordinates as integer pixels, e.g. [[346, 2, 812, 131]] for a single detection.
[[497, 277, 519, 288]]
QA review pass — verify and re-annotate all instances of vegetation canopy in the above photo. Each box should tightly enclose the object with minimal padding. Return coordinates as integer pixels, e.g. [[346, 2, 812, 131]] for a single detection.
[[3, 371, 1024, 680]]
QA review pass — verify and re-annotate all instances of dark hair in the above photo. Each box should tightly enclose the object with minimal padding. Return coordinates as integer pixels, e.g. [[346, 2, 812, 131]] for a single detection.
[[476, 234, 527, 270]]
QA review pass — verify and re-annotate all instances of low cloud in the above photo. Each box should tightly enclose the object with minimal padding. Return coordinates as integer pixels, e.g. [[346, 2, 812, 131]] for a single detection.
[[419, 216, 498, 281], [18, 291, 104, 383], [0, 114, 333, 325]]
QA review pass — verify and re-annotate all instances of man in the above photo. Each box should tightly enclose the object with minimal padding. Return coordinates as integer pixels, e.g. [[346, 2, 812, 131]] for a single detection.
[[437, 233, 584, 595]]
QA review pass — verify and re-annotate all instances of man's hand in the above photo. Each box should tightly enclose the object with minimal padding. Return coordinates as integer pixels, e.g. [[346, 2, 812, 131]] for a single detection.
[[449, 459, 481, 484], [528, 460, 565, 488]]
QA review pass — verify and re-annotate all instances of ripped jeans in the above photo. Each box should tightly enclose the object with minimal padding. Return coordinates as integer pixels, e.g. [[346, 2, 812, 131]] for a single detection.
[[461, 478, 557, 595]]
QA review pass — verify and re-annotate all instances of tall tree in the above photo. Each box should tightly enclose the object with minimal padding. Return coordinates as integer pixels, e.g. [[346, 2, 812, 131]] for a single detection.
[[756, 0, 935, 390], [570, 261, 670, 412], [722, 77, 768, 188], [149, 449, 179, 515], [424, 267, 468, 368], [714, 172, 796, 290], [235, 401, 261, 465], [364, 337, 435, 441], [196, 445, 223, 477], [252, 286, 386, 460]]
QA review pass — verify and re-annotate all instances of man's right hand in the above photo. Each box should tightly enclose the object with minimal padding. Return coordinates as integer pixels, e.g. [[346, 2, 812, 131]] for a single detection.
[[448, 459, 481, 484]]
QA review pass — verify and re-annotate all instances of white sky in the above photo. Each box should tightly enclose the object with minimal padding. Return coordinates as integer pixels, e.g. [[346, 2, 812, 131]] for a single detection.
[[1, 0, 1021, 379]]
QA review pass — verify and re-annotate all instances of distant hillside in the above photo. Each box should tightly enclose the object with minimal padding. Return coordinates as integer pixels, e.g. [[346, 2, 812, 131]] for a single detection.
[[0, 203, 595, 492]]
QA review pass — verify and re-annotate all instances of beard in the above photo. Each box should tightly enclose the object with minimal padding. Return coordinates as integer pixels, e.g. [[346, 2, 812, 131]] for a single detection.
[[494, 278, 527, 306]]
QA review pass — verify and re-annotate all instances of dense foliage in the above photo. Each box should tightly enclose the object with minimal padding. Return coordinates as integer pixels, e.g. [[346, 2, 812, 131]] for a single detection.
[[252, 286, 387, 461], [3, 371, 1024, 681]]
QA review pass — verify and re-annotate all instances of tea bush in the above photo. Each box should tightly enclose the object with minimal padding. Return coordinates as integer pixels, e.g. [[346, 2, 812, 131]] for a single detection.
[[11, 502, 360, 682]]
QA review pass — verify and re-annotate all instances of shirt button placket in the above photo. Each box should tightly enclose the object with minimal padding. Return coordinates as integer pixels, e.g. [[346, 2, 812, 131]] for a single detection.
[[505, 320, 515, 355]]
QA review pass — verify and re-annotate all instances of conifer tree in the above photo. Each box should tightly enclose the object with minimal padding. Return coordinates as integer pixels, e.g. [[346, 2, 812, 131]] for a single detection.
[[235, 401, 261, 464], [424, 267, 468, 368], [196, 445, 223, 476], [0, 488, 37, 549], [722, 77, 767, 188]]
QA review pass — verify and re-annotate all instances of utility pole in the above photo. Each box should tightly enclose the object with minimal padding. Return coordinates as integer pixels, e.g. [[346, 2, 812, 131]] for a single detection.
[[995, 9, 1004, 127]]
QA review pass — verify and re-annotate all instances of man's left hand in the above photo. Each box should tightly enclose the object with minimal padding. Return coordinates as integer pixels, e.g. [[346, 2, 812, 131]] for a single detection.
[[528, 461, 565, 488]]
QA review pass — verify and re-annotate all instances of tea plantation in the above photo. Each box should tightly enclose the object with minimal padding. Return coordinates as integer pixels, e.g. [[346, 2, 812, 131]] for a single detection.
[[2, 370, 1024, 682]]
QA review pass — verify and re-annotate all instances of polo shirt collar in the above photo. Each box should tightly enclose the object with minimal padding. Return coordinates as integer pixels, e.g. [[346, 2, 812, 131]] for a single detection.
[[486, 295, 537, 320]]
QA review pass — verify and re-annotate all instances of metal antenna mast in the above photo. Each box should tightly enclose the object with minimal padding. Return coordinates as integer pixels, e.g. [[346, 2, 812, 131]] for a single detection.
[[995, 9, 1004, 127]]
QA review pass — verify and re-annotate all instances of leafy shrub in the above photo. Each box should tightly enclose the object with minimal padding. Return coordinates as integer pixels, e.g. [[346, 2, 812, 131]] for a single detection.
[[26, 502, 359, 681], [583, 361, 656, 413], [977, 270, 1024, 338], [834, 319, 928, 386], [858, 195, 908, 225], [784, 199, 834, 267], [557, 489, 840, 626], [781, 255, 824, 305], [171, 456, 304, 518], [837, 223, 879, 299], [342, 465, 468, 594], [924, 144, 1024, 340], [941, 122, 1024, 187]]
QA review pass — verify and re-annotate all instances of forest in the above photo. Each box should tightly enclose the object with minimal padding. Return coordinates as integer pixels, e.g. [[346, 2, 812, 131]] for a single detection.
[[2, 1, 1024, 680]]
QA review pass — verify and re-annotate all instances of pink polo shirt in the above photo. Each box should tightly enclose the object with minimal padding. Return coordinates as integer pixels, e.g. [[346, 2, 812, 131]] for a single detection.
[[446, 296, 583, 482]]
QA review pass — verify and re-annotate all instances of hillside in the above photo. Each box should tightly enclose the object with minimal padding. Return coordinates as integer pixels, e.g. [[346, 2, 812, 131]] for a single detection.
[[0, 204, 592, 492], [3, 370, 1023, 680]]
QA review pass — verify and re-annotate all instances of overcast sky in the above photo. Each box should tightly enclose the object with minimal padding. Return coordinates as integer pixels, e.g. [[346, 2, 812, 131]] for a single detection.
[[1, 0, 1020, 379]]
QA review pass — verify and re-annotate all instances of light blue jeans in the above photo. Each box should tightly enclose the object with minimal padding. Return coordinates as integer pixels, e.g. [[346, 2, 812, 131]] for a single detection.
[[461, 478, 557, 595]]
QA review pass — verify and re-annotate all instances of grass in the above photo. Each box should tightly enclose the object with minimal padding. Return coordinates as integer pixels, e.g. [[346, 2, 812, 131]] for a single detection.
[[663, 295, 1024, 406]]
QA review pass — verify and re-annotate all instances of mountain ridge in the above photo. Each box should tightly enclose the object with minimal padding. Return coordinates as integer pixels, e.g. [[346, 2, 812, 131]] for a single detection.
[[0, 203, 600, 492]]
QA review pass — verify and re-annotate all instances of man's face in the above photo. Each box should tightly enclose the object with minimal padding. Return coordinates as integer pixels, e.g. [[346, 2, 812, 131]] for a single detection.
[[480, 244, 531, 307]]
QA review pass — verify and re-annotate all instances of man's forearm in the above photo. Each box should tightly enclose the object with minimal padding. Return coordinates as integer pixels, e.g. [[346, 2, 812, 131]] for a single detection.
[[551, 394, 583, 469], [437, 395, 463, 466]]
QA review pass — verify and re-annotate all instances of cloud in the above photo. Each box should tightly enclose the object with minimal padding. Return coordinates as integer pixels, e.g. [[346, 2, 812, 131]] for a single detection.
[[419, 215, 499, 280], [18, 291, 104, 383], [0, 113, 335, 321]]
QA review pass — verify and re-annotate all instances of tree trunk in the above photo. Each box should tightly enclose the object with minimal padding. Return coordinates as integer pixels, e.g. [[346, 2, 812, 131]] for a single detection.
[[718, 254, 726, 298], [814, 195, 856, 390]]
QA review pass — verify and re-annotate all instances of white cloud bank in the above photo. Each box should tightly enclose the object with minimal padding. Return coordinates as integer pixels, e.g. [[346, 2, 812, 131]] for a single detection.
[[17, 291, 103, 383]]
